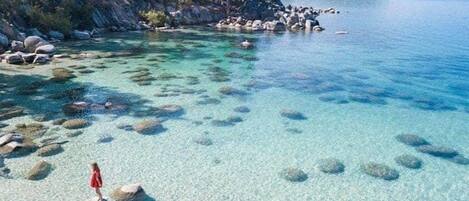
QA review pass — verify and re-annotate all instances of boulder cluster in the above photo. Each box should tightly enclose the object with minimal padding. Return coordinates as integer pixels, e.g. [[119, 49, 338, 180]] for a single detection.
[[216, 6, 339, 32], [0, 29, 92, 65]]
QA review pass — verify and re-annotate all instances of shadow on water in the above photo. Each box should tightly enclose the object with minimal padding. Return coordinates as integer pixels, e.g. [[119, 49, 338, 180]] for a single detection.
[[0, 73, 163, 121]]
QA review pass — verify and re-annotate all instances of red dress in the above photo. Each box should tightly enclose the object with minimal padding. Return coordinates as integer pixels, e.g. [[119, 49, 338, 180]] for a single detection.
[[90, 170, 103, 188]]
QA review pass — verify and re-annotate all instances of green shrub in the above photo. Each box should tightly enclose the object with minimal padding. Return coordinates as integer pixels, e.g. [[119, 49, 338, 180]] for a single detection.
[[2, 0, 95, 34], [140, 10, 167, 27], [29, 6, 72, 34]]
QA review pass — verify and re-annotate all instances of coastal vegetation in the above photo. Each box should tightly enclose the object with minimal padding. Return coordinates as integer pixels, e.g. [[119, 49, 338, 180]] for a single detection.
[[0, 0, 94, 34]]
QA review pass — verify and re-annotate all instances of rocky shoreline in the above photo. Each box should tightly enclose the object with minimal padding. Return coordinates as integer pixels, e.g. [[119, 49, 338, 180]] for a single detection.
[[0, 0, 341, 65], [215, 6, 339, 32]]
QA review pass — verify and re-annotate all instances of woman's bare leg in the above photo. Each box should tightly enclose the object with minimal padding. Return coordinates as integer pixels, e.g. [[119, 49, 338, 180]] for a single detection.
[[95, 188, 103, 201]]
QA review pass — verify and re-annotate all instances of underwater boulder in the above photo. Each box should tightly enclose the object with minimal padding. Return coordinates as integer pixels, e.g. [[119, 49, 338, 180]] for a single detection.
[[318, 158, 345, 174], [233, 106, 250, 113], [361, 162, 399, 181], [279, 167, 308, 182], [133, 120, 164, 135], [36, 144, 63, 157], [193, 137, 213, 146], [26, 160, 52, 180], [394, 154, 422, 169], [110, 183, 149, 201], [280, 109, 307, 120], [416, 145, 459, 158], [62, 119, 89, 129], [218, 86, 247, 95], [395, 134, 430, 147]]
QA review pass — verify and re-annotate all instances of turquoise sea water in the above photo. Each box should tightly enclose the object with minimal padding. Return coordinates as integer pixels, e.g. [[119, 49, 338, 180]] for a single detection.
[[1, 0, 469, 200]]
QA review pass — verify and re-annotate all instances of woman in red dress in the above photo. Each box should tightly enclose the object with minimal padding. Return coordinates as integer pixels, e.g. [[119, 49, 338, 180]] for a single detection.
[[90, 162, 103, 201]]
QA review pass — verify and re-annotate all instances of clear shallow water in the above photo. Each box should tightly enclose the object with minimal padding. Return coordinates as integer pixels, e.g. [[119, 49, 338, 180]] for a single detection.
[[1, 0, 469, 200]]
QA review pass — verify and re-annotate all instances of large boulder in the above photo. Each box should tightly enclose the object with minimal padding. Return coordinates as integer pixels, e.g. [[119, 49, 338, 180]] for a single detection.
[[251, 20, 264, 31], [62, 119, 89, 129], [24, 36, 49, 53], [10, 40, 25, 52], [33, 54, 50, 64], [5, 53, 23, 64], [305, 20, 319, 31], [133, 120, 163, 134], [265, 20, 286, 31], [71, 30, 91, 40], [26, 160, 52, 180], [35, 44, 56, 54], [110, 183, 149, 201], [22, 53, 37, 63]]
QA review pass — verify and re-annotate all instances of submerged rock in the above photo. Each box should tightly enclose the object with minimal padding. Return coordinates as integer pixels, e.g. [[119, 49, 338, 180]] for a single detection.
[[210, 120, 234, 127], [66, 130, 83, 138], [395, 134, 430, 147], [110, 183, 149, 201], [280, 109, 307, 120], [133, 120, 163, 134], [26, 160, 52, 180], [117, 123, 134, 131], [51, 68, 76, 82], [226, 116, 243, 123], [97, 136, 114, 144], [0, 134, 37, 158], [318, 158, 345, 174], [155, 104, 184, 117], [71, 30, 91, 40], [447, 155, 469, 165], [193, 137, 213, 146], [62, 119, 89, 129], [234, 106, 250, 113], [218, 86, 247, 95], [416, 145, 459, 158], [361, 163, 399, 181], [5, 53, 23, 64], [0, 106, 25, 120], [280, 167, 308, 182], [36, 144, 63, 157], [394, 154, 422, 169], [15, 123, 48, 139]]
